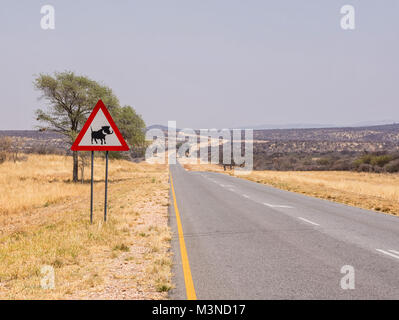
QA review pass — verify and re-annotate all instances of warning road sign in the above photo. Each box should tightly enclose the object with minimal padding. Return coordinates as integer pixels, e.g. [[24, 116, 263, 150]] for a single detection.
[[71, 100, 129, 151]]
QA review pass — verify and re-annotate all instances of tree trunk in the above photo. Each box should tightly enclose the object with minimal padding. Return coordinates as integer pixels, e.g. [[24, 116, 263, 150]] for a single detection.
[[81, 163, 84, 184], [73, 151, 79, 182]]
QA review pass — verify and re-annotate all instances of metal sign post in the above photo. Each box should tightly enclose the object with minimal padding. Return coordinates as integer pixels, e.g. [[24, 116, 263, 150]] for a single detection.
[[90, 151, 94, 224], [90, 151, 109, 224], [104, 151, 109, 222], [71, 100, 130, 224]]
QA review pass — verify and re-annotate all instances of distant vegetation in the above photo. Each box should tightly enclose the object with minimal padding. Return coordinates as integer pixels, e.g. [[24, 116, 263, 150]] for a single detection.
[[246, 124, 399, 173], [2, 122, 399, 173], [252, 150, 399, 173], [210, 124, 399, 173]]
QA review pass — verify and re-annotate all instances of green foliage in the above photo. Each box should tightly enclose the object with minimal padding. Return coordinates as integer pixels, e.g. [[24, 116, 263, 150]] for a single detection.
[[111, 105, 146, 147], [111, 105, 146, 158], [354, 154, 393, 167], [370, 155, 393, 167], [354, 154, 373, 165], [34, 71, 120, 143], [252, 150, 399, 173]]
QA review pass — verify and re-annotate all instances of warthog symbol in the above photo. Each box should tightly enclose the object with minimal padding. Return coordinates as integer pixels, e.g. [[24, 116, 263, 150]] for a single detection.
[[91, 126, 114, 145]]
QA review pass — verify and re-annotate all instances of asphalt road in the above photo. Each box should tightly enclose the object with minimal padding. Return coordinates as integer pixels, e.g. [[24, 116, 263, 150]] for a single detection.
[[169, 163, 399, 299]]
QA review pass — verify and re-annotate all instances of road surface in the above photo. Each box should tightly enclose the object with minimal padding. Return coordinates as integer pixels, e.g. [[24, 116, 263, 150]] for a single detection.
[[169, 163, 399, 299]]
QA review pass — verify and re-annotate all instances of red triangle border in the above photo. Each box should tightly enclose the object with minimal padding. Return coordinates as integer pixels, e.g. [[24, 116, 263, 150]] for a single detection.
[[71, 100, 130, 151]]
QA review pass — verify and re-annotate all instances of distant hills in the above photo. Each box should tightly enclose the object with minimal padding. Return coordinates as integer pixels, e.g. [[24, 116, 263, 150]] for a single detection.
[[233, 120, 399, 130], [1, 122, 398, 155], [148, 120, 399, 131], [252, 123, 399, 143], [233, 123, 337, 130]]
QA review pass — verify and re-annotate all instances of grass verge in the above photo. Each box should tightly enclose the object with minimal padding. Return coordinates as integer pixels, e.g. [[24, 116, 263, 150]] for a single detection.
[[0, 154, 171, 299]]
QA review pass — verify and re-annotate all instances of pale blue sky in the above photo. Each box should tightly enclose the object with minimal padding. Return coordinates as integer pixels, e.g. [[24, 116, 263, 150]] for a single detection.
[[0, 0, 398, 129]]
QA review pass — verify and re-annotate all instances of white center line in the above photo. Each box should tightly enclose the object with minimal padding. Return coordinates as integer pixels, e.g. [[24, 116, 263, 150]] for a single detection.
[[389, 249, 399, 255], [242, 194, 250, 199], [263, 202, 294, 209], [376, 249, 399, 260], [298, 217, 320, 226]]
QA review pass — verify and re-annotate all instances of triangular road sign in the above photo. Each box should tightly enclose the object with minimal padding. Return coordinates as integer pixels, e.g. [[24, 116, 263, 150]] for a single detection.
[[71, 100, 130, 151]]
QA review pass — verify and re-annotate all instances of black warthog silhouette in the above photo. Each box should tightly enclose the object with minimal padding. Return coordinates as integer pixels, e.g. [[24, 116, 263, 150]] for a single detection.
[[91, 126, 114, 145]]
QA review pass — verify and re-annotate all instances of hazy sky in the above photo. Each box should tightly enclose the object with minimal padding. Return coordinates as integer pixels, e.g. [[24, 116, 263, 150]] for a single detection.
[[1, 0, 398, 129]]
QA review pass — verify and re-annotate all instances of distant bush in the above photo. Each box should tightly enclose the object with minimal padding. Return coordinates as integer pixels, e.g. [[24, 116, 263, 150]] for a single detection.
[[370, 155, 393, 167], [354, 153, 392, 166], [29, 145, 64, 155], [357, 163, 373, 172], [331, 159, 354, 171], [352, 153, 397, 172], [353, 154, 373, 166], [0, 137, 12, 164], [249, 147, 399, 173], [0, 136, 12, 151], [316, 158, 330, 166], [0, 152, 6, 164], [384, 159, 399, 173]]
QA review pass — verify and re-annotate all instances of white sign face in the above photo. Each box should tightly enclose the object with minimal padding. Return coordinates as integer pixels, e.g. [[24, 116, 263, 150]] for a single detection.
[[78, 108, 122, 147]]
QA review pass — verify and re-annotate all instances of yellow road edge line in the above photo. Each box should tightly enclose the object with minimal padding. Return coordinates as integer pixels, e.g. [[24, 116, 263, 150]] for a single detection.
[[170, 172, 197, 300]]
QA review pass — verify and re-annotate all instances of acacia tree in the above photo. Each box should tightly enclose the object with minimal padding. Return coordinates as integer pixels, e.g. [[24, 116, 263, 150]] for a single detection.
[[103, 106, 147, 159], [34, 71, 120, 182], [113, 106, 146, 144]]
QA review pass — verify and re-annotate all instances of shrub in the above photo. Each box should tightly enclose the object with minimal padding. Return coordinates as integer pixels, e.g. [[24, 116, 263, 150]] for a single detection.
[[113, 243, 130, 252], [331, 159, 353, 171], [370, 155, 393, 167], [0, 152, 6, 164], [0, 136, 12, 152], [384, 159, 399, 173], [316, 158, 330, 166], [353, 154, 393, 169], [357, 163, 373, 172], [354, 154, 373, 166]]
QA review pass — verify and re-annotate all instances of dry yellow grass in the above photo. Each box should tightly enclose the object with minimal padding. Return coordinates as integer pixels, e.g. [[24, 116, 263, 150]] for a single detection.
[[183, 163, 399, 216], [0, 154, 171, 299], [0, 155, 89, 216]]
